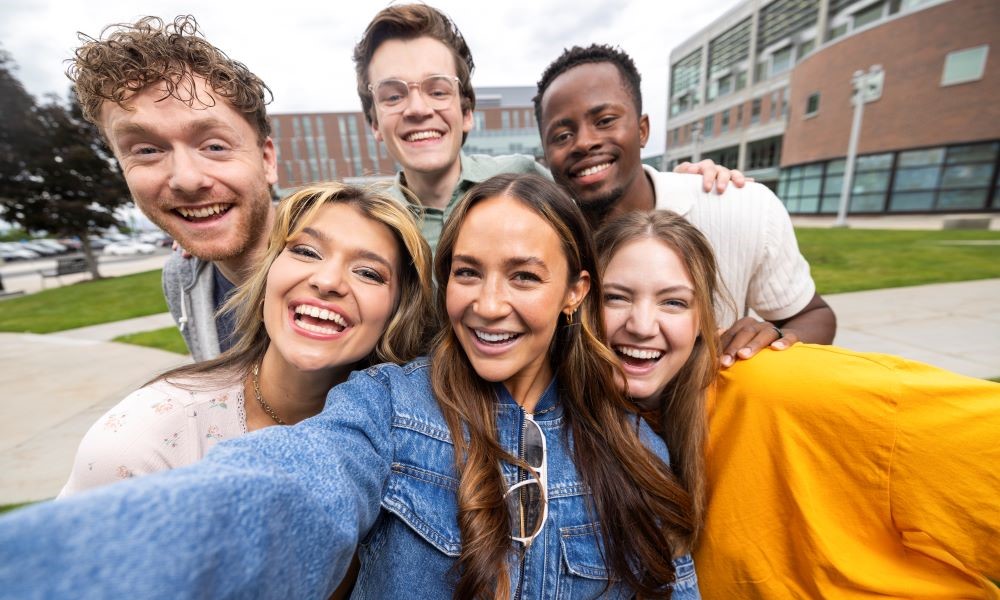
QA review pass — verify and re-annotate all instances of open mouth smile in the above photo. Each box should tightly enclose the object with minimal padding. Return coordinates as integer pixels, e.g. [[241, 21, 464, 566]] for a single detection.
[[404, 130, 444, 142], [174, 203, 233, 222], [572, 161, 613, 179], [293, 304, 349, 335], [614, 345, 663, 367]]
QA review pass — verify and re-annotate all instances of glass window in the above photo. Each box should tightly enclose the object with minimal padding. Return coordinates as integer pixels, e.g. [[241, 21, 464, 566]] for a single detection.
[[853, 171, 891, 193], [751, 98, 761, 124], [850, 193, 885, 212], [941, 164, 994, 188], [829, 23, 848, 40], [824, 174, 844, 196], [771, 46, 793, 75], [820, 194, 842, 213], [946, 142, 998, 164], [501, 111, 510, 129], [827, 159, 846, 175], [721, 110, 730, 133], [941, 46, 989, 86], [894, 167, 940, 191], [853, 2, 885, 29], [805, 93, 820, 115], [937, 189, 989, 209], [804, 163, 824, 177], [889, 191, 935, 211], [898, 147, 945, 167], [797, 39, 815, 60], [703, 115, 714, 138], [856, 153, 893, 171], [802, 177, 821, 196], [798, 196, 821, 212]]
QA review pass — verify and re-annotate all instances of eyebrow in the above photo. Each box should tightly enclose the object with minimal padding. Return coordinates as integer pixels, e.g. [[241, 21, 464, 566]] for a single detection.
[[452, 254, 548, 271], [603, 282, 695, 295], [545, 103, 617, 134], [301, 226, 394, 269], [111, 117, 237, 141]]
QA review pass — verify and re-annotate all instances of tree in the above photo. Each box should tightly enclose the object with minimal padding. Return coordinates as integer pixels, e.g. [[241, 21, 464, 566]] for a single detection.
[[0, 50, 130, 278]]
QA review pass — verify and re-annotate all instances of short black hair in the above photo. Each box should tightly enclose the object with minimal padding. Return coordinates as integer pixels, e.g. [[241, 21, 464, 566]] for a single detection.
[[533, 44, 643, 127]]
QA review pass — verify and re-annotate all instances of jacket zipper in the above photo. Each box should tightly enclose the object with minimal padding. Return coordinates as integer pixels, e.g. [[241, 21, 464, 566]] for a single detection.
[[513, 410, 528, 600]]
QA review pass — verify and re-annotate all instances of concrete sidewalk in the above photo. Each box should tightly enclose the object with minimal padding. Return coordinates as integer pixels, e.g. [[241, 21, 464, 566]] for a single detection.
[[1, 278, 998, 505]]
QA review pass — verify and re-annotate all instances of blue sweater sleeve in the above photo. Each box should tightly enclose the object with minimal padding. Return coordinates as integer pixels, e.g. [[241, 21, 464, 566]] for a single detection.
[[0, 369, 394, 599]]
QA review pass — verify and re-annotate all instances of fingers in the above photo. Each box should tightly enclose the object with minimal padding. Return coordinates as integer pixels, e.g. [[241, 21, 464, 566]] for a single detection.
[[718, 318, 785, 367], [770, 328, 798, 350]]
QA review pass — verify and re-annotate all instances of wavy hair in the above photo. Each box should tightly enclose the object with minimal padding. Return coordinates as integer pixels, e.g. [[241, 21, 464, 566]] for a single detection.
[[153, 181, 434, 389], [69, 15, 272, 142], [431, 174, 693, 599], [595, 210, 726, 537]]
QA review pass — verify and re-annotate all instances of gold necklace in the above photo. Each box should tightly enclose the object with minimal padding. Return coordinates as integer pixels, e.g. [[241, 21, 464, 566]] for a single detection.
[[252, 362, 286, 425]]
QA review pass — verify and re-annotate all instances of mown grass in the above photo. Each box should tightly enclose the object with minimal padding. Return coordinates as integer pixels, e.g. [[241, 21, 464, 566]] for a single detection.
[[113, 326, 188, 355], [0, 270, 167, 333], [796, 228, 1000, 294]]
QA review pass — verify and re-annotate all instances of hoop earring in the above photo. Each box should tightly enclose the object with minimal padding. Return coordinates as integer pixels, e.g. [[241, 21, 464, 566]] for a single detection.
[[565, 308, 576, 325]]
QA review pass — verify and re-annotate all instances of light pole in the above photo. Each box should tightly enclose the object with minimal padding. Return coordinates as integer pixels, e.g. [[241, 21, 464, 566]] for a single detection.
[[691, 121, 703, 163], [835, 64, 884, 227]]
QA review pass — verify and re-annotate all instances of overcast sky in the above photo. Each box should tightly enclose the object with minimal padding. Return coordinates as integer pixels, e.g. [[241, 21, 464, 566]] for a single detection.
[[0, 0, 738, 157]]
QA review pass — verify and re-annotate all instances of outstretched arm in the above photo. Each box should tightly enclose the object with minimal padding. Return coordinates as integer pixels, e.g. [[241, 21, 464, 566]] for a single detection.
[[0, 371, 394, 599]]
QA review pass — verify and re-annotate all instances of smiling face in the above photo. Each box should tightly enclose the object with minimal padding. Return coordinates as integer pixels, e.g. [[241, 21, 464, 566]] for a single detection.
[[539, 62, 650, 216], [99, 76, 277, 266], [602, 237, 699, 404], [368, 36, 473, 183], [263, 202, 402, 374], [445, 195, 588, 402]]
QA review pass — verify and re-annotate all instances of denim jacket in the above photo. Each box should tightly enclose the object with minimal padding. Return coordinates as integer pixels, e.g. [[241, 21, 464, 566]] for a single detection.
[[0, 358, 699, 599]]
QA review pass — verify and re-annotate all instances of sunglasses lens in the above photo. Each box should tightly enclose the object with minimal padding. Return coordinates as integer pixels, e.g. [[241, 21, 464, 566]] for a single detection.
[[506, 479, 544, 540], [523, 419, 544, 469]]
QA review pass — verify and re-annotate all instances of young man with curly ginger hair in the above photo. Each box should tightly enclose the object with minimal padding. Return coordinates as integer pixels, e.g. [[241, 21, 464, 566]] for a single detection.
[[70, 16, 277, 361]]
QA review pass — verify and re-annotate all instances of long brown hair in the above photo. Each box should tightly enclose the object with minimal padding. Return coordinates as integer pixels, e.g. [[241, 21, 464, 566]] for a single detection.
[[153, 181, 434, 389], [432, 174, 693, 599], [595, 210, 725, 537]]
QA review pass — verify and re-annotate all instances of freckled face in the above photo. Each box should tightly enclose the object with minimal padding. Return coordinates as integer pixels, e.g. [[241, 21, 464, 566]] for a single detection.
[[99, 76, 277, 262], [263, 203, 401, 373], [446, 195, 588, 398], [602, 238, 699, 404]]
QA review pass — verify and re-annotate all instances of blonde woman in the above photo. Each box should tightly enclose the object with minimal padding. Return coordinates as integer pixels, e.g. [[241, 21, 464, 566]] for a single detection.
[[61, 182, 433, 495]]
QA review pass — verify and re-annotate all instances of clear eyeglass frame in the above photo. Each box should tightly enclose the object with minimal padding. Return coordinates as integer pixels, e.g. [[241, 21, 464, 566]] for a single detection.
[[505, 412, 548, 547], [367, 75, 461, 114]]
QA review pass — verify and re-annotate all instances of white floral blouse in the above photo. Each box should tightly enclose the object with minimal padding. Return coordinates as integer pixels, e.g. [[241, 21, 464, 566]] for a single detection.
[[59, 378, 247, 497]]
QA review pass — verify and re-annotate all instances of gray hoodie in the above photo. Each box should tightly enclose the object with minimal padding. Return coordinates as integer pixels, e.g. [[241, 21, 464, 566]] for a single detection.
[[162, 251, 220, 362]]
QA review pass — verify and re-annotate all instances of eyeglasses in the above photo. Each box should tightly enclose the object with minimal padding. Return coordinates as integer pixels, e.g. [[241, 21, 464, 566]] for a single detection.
[[367, 75, 462, 114], [505, 412, 548, 547]]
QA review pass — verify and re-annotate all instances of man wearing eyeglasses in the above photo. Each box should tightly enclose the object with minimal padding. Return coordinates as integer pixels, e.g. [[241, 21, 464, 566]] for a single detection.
[[353, 4, 743, 253]]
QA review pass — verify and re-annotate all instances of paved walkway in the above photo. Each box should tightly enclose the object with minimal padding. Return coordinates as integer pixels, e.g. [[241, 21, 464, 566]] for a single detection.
[[1, 278, 998, 505]]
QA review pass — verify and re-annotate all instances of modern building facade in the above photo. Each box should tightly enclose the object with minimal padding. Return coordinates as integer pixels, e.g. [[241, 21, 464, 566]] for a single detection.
[[269, 86, 542, 194], [664, 0, 1000, 214]]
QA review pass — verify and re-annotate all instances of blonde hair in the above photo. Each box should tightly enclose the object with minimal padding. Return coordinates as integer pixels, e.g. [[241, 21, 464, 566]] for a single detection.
[[156, 181, 434, 388]]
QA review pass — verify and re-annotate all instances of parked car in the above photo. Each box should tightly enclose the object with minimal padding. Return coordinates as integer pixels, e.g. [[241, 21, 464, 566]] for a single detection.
[[0, 243, 40, 261], [86, 237, 109, 250], [103, 240, 157, 256], [34, 239, 69, 254], [19, 242, 59, 256]]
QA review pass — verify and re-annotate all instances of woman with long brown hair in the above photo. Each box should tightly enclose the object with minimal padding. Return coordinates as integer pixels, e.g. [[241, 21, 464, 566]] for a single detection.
[[0, 174, 700, 600], [595, 210, 1000, 598]]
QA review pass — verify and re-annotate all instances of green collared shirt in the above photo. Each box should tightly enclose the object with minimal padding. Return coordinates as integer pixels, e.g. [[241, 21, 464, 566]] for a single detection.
[[388, 152, 551, 254]]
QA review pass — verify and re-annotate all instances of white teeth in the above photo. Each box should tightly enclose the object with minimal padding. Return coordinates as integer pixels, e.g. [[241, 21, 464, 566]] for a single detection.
[[615, 346, 663, 360], [177, 203, 228, 219], [294, 304, 347, 328], [298, 320, 340, 335], [405, 130, 443, 141], [474, 330, 517, 343], [575, 162, 612, 178]]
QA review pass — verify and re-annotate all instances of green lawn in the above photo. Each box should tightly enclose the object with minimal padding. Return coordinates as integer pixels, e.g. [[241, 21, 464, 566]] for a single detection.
[[796, 228, 1000, 294], [114, 326, 188, 355], [0, 270, 167, 333]]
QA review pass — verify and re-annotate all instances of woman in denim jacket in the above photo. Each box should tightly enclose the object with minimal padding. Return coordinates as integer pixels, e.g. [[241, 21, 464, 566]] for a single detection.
[[0, 174, 700, 599]]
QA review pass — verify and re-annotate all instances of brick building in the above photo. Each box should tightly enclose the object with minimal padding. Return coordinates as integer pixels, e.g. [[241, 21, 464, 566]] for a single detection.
[[269, 86, 542, 194], [664, 0, 1000, 214]]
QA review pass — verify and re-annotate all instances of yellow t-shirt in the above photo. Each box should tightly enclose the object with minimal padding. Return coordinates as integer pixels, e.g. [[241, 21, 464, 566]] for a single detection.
[[695, 344, 1000, 598]]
